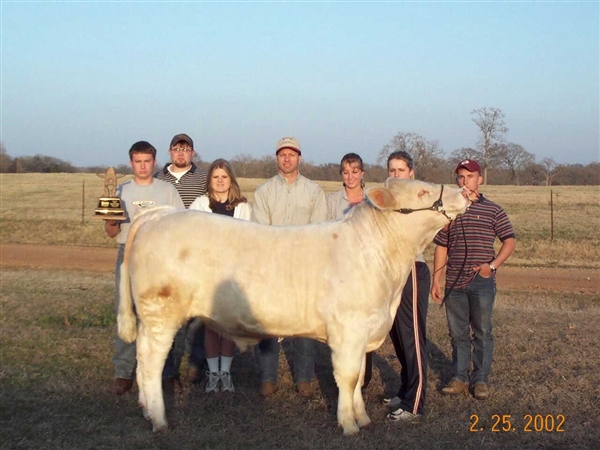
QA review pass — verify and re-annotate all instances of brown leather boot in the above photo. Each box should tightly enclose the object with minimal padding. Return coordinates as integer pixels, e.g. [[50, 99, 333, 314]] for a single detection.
[[441, 379, 468, 395], [296, 381, 314, 398], [473, 382, 489, 400], [259, 381, 278, 397]]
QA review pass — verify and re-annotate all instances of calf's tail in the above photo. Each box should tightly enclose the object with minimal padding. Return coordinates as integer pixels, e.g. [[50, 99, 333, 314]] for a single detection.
[[117, 206, 179, 343], [117, 259, 137, 343]]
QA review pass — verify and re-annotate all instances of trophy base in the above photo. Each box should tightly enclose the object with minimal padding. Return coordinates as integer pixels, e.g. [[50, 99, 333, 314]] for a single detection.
[[94, 209, 127, 220], [94, 197, 127, 221]]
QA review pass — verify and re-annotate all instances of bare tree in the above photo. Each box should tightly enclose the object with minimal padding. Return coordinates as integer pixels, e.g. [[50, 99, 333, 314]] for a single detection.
[[231, 153, 256, 178], [522, 162, 544, 185], [555, 162, 600, 185], [496, 143, 535, 185], [471, 107, 508, 185], [17, 154, 76, 173], [452, 145, 506, 184], [258, 155, 278, 179], [541, 157, 563, 186], [115, 164, 133, 175], [450, 147, 482, 165], [0, 143, 13, 173], [377, 131, 444, 181], [363, 163, 388, 182], [318, 163, 342, 182], [8, 158, 23, 173], [192, 153, 206, 169]]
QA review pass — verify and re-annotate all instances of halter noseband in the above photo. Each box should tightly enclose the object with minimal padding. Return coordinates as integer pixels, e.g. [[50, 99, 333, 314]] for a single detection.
[[395, 185, 452, 222]]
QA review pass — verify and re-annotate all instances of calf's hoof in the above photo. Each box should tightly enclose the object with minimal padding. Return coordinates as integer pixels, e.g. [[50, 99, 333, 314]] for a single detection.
[[152, 422, 169, 434], [340, 421, 360, 436], [356, 415, 372, 428]]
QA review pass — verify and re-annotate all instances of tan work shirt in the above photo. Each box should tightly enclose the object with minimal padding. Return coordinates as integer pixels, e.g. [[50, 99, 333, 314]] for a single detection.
[[326, 187, 365, 221], [252, 173, 327, 226]]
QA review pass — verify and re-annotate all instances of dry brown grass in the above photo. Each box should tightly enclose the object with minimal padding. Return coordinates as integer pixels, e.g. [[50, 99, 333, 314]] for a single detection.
[[1, 173, 598, 267], [1, 267, 598, 449], [1, 175, 599, 448]]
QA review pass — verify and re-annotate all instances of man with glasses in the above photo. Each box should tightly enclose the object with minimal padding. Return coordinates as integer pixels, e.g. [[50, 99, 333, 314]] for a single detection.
[[157, 134, 207, 208], [252, 136, 327, 398], [156, 133, 208, 386]]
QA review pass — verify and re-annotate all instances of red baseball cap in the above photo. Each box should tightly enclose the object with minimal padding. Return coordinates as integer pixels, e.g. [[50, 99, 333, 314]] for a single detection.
[[455, 159, 481, 174]]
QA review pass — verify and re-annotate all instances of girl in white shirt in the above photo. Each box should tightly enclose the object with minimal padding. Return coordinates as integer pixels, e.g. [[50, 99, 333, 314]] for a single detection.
[[189, 159, 251, 392]]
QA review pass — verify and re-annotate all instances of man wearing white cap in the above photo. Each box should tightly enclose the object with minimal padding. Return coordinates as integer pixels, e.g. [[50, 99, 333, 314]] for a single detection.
[[252, 137, 327, 398]]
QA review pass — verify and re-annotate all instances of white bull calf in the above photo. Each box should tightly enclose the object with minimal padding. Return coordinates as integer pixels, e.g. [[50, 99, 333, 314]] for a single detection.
[[117, 178, 468, 435]]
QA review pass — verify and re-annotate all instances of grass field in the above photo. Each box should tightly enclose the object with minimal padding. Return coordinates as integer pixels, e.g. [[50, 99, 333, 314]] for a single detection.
[[1, 267, 598, 449], [1, 173, 599, 449], [1, 173, 599, 268]]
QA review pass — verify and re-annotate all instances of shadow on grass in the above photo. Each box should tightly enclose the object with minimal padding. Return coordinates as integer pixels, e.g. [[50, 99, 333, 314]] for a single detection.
[[426, 339, 454, 390]]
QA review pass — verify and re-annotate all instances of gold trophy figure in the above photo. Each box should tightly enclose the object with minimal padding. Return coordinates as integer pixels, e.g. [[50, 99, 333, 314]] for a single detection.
[[95, 167, 127, 220]]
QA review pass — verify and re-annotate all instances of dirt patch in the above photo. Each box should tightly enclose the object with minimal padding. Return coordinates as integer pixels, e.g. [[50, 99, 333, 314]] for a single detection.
[[1, 243, 117, 273], [1, 243, 598, 294]]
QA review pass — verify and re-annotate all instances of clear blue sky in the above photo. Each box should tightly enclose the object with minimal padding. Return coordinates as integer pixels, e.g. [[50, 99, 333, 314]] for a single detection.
[[2, 1, 598, 168]]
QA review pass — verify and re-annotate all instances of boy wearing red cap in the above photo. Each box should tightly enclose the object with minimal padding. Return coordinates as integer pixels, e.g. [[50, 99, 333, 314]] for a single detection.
[[431, 159, 515, 400]]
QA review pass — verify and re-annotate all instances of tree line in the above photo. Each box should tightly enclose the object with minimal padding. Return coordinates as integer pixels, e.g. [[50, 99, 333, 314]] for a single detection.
[[1, 108, 598, 185]]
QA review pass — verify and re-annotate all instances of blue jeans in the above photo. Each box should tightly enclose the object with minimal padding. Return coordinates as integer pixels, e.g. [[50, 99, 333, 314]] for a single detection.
[[112, 245, 176, 380], [444, 274, 496, 384], [255, 337, 314, 384]]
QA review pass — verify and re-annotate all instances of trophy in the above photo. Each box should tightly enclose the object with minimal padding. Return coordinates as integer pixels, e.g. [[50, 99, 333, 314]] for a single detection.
[[95, 167, 127, 220]]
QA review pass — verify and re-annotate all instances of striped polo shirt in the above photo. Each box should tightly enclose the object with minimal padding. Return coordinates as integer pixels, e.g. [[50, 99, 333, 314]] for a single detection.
[[156, 162, 207, 209], [433, 194, 515, 289]]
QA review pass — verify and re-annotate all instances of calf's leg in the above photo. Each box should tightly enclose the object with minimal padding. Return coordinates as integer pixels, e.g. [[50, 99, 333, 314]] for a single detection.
[[136, 320, 177, 432], [136, 322, 150, 420], [352, 354, 371, 428], [329, 327, 370, 435]]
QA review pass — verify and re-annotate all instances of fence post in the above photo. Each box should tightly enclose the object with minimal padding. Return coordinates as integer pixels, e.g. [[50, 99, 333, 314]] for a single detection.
[[550, 188, 554, 242], [82, 180, 85, 224]]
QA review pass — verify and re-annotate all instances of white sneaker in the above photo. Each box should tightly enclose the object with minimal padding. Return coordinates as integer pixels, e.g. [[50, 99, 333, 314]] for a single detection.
[[220, 371, 235, 392], [205, 371, 220, 393], [387, 407, 420, 422], [382, 396, 401, 410]]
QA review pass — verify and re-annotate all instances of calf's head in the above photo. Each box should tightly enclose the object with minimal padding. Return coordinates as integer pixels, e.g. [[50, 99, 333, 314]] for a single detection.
[[366, 178, 468, 231], [367, 178, 468, 219]]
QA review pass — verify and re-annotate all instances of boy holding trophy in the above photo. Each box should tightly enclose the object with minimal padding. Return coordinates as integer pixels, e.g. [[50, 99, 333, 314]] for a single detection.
[[104, 140, 184, 395]]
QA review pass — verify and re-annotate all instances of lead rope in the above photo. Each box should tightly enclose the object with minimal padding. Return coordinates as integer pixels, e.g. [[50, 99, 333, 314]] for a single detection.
[[439, 214, 469, 305], [430, 214, 469, 306]]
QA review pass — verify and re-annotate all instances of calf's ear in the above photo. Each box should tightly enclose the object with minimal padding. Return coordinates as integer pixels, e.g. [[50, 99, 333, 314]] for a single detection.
[[366, 187, 396, 210]]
